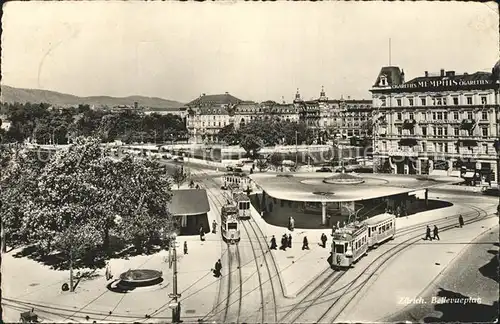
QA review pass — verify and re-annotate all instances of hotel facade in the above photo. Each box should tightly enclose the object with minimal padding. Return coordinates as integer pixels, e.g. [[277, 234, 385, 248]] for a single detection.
[[370, 66, 500, 180]]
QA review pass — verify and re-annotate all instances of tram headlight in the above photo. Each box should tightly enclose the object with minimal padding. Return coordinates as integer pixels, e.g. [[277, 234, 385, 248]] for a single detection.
[[231, 234, 234, 238]]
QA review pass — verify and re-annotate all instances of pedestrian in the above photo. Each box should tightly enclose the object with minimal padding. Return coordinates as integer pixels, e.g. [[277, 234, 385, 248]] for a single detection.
[[183, 241, 188, 255], [433, 225, 440, 240], [281, 234, 287, 251], [288, 234, 292, 248], [270, 235, 277, 250], [213, 259, 222, 278], [425, 225, 432, 241], [458, 215, 464, 228], [212, 220, 217, 234], [321, 233, 327, 248], [290, 217, 295, 231], [302, 236, 309, 250], [105, 262, 113, 281], [196, 184, 200, 189], [331, 224, 337, 236], [288, 217, 292, 231], [336, 221, 340, 229], [200, 226, 205, 241]]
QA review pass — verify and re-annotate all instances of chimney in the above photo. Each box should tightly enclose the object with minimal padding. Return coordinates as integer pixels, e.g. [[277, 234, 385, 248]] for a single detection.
[[202, 93, 206, 96], [464, 72, 468, 76], [425, 71, 429, 77], [401, 69, 405, 83], [225, 92, 229, 94], [347, 96, 351, 100], [445, 71, 455, 77], [440, 69, 445, 77]]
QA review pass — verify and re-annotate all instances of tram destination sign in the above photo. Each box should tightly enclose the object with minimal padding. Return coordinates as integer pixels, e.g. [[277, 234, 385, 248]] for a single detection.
[[391, 78, 494, 90]]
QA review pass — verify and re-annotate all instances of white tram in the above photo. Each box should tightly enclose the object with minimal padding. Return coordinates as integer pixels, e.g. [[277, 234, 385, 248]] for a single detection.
[[331, 222, 368, 268], [221, 204, 240, 244], [330, 213, 397, 269], [233, 192, 251, 219], [364, 213, 396, 248]]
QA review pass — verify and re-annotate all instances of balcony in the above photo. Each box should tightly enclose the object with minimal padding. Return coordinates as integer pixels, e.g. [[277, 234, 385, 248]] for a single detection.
[[456, 139, 479, 148], [402, 119, 416, 130], [459, 119, 476, 135]]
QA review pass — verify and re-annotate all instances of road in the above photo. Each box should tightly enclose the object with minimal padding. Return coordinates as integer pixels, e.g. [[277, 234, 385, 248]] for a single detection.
[[387, 226, 499, 323]]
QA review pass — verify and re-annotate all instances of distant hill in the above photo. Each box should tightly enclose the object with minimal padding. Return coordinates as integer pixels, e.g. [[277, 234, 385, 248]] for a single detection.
[[0, 85, 185, 109]]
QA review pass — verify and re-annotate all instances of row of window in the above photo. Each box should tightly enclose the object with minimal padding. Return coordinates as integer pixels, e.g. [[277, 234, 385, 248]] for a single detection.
[[354, 235, 367, 250], [381, 141, 492, 154], [382, 94, 490, 107], [396, 126, 491, 137], [395, 110, 490, 121]]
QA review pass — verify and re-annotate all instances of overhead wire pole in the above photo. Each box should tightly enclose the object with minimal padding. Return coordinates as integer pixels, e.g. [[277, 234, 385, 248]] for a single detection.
[[169, 233, 181, 323]]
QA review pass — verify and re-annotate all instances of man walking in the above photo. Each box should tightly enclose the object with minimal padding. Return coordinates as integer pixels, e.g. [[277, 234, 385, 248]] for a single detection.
[[212, 220, 218, 234], [321, 233, 328, 248], [302, 236, 309, 250], [458, 215, 464, 228], [200, 226, 205, 241], [433, 225, 440, 240], [213, 259, 222, 278], [425, 225, 432, 241], [288, 234, 292, 248], [183, 241, 188, 255], [270, 235, 277, 250]]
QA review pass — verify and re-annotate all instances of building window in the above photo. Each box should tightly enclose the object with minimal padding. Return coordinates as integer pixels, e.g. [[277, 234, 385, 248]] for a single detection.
[[409, 112, 414, 120], [422, 127, 427, 136], [481, 111, 488, 120], [466, 96, 473, 105], [467, 111, 473, 120], [397, 99, 402, 107], [481, 96, 487, 105], [397, 127, 402, 136], [433, 127, 437, 136], [483, 144, 488, 154], [482, 128, 488, 137], [437, 128, 443, 136], [397, 112, 402, 120], [453, 97, 459, 105], [432, 112, 436, 120], [409, 98, 414, 106], [454, 128, 459, 136], [422, 142, 427, 152], [421, 97, 427, 106], [437, 112, 443, 120], [443, 127, 448, 136], [444, 143, 448, 153], [453, 111, 459, 120], [443, 112, 448, 120]]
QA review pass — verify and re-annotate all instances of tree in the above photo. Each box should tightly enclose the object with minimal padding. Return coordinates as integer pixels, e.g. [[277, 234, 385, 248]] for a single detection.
[[217, 124, 239, 145], [172, 166, 187, 189], [240, 134, 263, 158], [268, 153, 283, 171], [255, 159, 268, 172]]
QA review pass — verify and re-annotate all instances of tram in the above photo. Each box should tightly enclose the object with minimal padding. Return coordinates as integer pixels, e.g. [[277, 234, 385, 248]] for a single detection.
[[233, 191, 251, 219], [330, 212, 396, 269], [330, 222, 368, 268], [364, 213, 396, 248], [221, 204, 240, 244]]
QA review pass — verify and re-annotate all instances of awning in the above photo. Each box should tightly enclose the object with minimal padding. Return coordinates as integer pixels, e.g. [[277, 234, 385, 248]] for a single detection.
[[169, 189, 210, 216], [462, 172, 475, 178]]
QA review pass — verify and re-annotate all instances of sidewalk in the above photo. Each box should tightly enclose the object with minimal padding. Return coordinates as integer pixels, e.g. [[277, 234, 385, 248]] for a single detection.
[[334, 216, 499, 322], [247, 195, 496, 299]]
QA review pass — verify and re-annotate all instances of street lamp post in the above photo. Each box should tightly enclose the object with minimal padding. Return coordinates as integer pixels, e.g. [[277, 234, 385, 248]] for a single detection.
[[295, 130, 298, 167], [168, 233, 181, 323]]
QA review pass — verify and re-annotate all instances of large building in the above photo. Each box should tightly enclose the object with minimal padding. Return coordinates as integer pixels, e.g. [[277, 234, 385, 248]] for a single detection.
[[370, 65, 500, 179], [185, 90, 372, 144]]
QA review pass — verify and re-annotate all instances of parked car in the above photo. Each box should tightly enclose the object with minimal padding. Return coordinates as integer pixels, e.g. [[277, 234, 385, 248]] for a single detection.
[[316, 167, 333, 172]]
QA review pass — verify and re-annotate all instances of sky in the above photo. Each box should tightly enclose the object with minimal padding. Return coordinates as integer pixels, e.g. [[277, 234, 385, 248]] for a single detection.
[[2, 1, 499, 104]]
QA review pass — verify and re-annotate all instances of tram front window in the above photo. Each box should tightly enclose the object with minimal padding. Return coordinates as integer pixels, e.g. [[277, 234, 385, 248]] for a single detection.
[[228, 223, 237, 230], [335, 244, 344, 254]]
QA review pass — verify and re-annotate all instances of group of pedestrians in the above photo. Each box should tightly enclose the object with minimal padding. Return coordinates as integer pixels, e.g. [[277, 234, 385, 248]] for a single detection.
[[269, 232, 331, 251], [424, 215, 465, 241]]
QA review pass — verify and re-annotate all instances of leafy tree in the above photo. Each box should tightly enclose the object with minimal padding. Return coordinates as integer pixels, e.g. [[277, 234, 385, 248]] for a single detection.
[[217, 124, 239, 145], [172, 166, 187, 189], [268, 153, 283, 171], [240, 134, 263, 158], [255, 159, 268, 172]]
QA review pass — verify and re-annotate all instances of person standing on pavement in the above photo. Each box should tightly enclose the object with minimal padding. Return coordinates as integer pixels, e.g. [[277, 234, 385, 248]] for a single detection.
[[212, 220, 217, 234], [321, 233, 327, 248], [200, 226, 205, 241], [425, 225, 432, 241], [290, 217, 295, 231], [281, 234, 287, 251], [183, 241, 188, 255], [302, 236, 309, 250], [458, 215, 464, 228], [213, 259, 222, 278], [433, 225, 440, 240], [288, 234, 292, 248], [270, 235, 277, 250]]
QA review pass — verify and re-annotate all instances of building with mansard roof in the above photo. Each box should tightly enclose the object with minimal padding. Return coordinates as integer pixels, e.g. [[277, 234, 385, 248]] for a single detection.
[[370, 64, 499, 180]]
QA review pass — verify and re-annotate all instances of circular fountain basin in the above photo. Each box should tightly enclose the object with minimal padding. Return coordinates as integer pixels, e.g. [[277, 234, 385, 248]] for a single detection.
[[119, 269, 163, 285], [323, 173, 365, 185]]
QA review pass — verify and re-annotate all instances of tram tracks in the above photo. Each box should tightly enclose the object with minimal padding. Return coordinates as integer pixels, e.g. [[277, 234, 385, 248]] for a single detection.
[[279, 203, 493, 324]]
